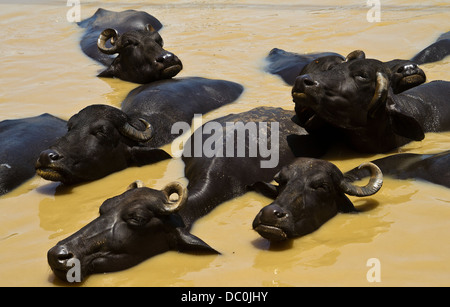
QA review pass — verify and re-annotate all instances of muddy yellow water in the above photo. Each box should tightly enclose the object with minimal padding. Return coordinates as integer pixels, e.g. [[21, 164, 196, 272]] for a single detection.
[[0, 0, 449, 287]]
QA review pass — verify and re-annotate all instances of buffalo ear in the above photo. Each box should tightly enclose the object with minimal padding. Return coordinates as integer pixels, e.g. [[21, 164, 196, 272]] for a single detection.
[[174, 228, 220, 254], [247, 181, 279, 199], [387, 105, 425, 141], [128, 147, 172, 166], [97, 65, 116, 78], [336, 193, 357, 213]]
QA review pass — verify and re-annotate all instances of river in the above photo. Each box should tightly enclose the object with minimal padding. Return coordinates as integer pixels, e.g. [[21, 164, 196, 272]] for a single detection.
[[0, 0, 449, 286]]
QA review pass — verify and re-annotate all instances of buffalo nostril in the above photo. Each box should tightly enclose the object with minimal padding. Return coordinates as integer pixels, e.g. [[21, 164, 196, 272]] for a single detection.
[[303, 78, 316, 87], [156, 52, 175, 63], [273, 209, 286, 218], [260, 204, 288, 221], [296, 74, 317, 89], [48, 245, 74, 266], [398, 63, 418, 74], [39, 149, 61, 165]]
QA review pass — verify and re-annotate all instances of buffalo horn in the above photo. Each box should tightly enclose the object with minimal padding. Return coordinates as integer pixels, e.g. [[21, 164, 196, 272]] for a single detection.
[[97, 28, 120, 54], [345, 50, 366, 61], [368, 72, 389, 118], [126, 180, 145, 190], [161, 182, 188, 213], [340, 162, 383, 197], [120, 118, 153, 142]]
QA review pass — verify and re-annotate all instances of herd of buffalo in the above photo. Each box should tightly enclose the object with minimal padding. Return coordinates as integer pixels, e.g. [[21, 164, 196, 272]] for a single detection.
[[1, 8, 449, 282]]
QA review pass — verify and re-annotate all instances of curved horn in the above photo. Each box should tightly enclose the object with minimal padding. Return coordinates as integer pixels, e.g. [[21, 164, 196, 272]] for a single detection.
[[97, 28, 120, 54], [161, 181, 188, 213], [368, 72, 389, 118], [119, 118, 153, 142], [340, 162, 383, 197]]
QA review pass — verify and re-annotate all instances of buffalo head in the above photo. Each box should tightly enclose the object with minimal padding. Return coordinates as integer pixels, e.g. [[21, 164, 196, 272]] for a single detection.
[[252, 158, 383, 241], [35, 105, 170, 184], [97, 24, 182, 84], [291, 51, 425, 144], [47, 181, 217, 282], [384, 59, 426, 94]]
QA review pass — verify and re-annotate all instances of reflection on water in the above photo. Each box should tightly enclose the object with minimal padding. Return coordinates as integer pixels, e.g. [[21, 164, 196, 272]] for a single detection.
[[0, 0, 449, 286]]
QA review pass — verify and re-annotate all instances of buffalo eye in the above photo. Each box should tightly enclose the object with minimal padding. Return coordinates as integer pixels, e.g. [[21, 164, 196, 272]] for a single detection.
[[310, 180, 330, 192], [91, 127, 109, 140], [354, 71, 370, 82], [123, 208, 153, 228], [122, 38, 138, 47], [155, 36, 163, 47]]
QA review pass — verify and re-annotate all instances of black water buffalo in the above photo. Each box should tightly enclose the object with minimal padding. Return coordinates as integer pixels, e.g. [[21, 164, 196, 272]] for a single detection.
[[411, 31, 450, 65], [47, 106, 327, 281], [292, 53, 450, 153], [345, 150, 450, 189], [252, 158, 383, 241], [78, 8, 182, 83], [0, 114, 66, 196], [36, 77, 244, 185], [265, 48, 426, 93], [47, 180, 217, 282]]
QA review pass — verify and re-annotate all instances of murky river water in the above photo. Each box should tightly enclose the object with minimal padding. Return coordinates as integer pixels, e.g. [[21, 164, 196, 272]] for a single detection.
[[0, 0, 449, 286]]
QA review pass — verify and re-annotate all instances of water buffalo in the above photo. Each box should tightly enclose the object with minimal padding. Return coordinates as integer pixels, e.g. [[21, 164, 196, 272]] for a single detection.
[[36, 77, 244, 185], [252, 158, 383, 241], [292, 52, 450, 153], [345, 150, 450, 189], [47, 180, 218, 282], [265, 48, 426, 92], [411, 31, 450, 65], [47, 106, 327, 281], [78, 8, 182, 83], [0, 114, 66, 196]]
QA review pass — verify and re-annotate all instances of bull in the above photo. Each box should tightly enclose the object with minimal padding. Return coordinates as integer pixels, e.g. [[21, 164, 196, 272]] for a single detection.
[[292, 51, 450, 153], [79, 8, 182, 84], [252, 158, 383, 241], [36, 77, 244, 184]]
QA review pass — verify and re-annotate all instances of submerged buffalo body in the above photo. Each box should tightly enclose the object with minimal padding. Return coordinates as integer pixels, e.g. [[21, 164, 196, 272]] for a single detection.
[[36, 77, 244, 184], [292, 53, 450, 153], [252, 158, 383, 241], [0, 114, 66, 196], [264, 48, 342, 86], [411, 31, 450, 65], [266, 30, 450, 86], [78, 8, 182, 83], [345, 150, 450, 189], [47, 106, 328, 281]]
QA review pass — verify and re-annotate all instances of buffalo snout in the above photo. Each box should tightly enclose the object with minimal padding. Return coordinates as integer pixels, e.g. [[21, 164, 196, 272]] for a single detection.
[[47, 245, 78, 282], [156, 51, 183, 79], [37, 149, 62, 166], [253, 203, 293, 242], [293, 74, 318, 95]]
